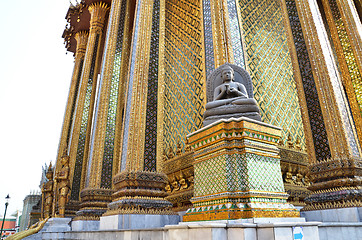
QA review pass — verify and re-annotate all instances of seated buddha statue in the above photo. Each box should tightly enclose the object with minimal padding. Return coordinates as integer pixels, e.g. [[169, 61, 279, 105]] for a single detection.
[[203, 64, 261, 126]]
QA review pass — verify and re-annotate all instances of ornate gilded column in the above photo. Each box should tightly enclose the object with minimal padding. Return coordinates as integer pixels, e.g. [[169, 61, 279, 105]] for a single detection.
[[103, 0, 175, 218], [209, 0, 234, 67], [293, 0, 362, 212], [319, 0, 362, 147], [202, 0, 245, 76], [68, 1, 110, 218], [55, 31, 88, 174], [75, 0, 132, 221], [55, 31, 88, 215]]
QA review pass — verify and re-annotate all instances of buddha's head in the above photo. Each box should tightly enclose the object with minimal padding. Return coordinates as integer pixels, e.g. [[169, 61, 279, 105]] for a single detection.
[[221, 65, 234, 82]]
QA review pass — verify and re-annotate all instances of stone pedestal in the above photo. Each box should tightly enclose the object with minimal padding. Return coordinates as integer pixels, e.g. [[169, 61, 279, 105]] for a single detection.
[[100, 170, 179, 230], [44, 218, 71, 232], [42, 218, 71, 240], [183, 117, 299, 221]]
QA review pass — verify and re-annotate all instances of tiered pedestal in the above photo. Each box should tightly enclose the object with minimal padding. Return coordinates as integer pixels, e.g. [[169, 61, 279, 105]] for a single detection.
[[183, 117, 299, 221], [99, 171, 180, 230]]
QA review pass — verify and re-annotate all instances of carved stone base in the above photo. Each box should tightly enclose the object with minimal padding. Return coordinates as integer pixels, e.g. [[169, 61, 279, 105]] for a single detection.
[[65, 199, 80, 217], [304, 157, 362, 211], [104, 171, 175, 216], [74, 188, 114, 220], [183, 117, 299, 221]]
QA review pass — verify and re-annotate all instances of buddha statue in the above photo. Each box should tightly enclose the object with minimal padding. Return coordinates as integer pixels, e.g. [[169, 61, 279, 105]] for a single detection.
[[203, 63, 261, 126]]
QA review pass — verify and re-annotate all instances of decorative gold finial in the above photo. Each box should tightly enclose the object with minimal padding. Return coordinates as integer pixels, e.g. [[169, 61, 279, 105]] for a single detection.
[[47, 162, 53, 175]]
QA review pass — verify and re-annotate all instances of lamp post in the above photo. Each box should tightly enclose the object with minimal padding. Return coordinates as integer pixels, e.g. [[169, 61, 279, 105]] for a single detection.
[[0, 195, 10, 240]]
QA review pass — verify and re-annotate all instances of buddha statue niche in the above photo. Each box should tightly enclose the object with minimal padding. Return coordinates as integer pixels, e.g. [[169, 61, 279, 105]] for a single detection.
[[203, 63, 261, 126]]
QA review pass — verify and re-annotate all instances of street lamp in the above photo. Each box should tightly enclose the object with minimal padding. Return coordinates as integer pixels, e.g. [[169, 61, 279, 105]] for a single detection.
[[0, 195, 10, 240]]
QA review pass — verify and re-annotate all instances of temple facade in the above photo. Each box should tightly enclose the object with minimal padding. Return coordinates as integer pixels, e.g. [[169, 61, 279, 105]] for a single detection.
[[50, 0, 362, 224]]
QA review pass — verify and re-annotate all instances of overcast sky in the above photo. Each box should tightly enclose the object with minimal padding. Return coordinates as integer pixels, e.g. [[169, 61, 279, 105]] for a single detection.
[[0, 0, 74, 216]]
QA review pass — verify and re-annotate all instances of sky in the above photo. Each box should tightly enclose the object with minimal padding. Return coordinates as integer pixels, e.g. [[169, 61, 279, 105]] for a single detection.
[[0, 1, 75, 216]]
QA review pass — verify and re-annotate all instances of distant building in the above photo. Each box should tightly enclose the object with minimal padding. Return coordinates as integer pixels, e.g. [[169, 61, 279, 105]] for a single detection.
[[19, 192, 41, 231], [0, 217, 16, 238]]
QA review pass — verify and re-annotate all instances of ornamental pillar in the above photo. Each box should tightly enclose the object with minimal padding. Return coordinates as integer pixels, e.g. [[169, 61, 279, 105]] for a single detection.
[[293, 0, 362, 214], [99, 0, 178, 228], [67, 1, 110, 219], [55, 30, 88, 216], [56, 31, 88, 173], [208, 0, 234, 67], [319, 0, 362, 148], [74, 0, 133, 221]]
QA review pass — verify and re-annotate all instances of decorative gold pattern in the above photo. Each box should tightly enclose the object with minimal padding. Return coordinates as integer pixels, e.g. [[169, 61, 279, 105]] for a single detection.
[[304, 157, 362, 210], [86, 0, 131, 192], [69, 1, 110, 219], [183, 208, 299, 221], [160, 0, 206, 159], [321, 0, 362, 150], [89, 2, 110, 34], [74, 188, 113, 220], [56, 30, 88, 178], [106, 170, 173, 215], [210, 0, 234, 66], [164, 148, 194, 211], [280, 0, 318, 163], [184, 119, 299, 221], [294, 0, 360, 160], [279, 145, 311, 206], [120, 0, 155, 171], [237, 0, 306, 149]]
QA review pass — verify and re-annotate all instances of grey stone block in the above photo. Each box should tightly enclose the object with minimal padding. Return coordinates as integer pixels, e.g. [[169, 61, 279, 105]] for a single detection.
[[337, 208, 360, 222], [167, 228, 189, 240], [302, 225, 320, 240], [340, 225, 357, 240], [71, 220, 99, 231], [212, 228, 227, 240], [44, 218, 71, 233], [244, 228, 257, 240], [325, 226, 343, 240], [189, 227, 211, 240], [274, 227, 292, 240], [257, 227, 274, 240], [302, 210, 323, 221], [321, 209, 339, 222], [100, 214, 180, 230]]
